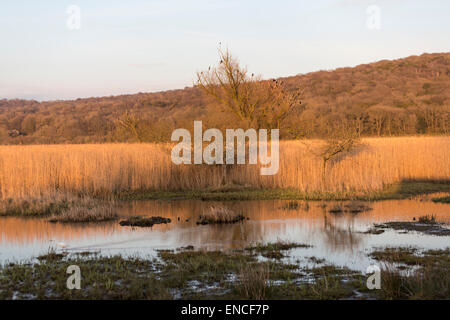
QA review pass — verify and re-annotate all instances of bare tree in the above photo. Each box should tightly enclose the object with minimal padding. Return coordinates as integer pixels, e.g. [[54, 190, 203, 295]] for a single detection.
[[196, 48, 302, 130], [320, 133, 359, 168], [316, 121, 361, 185], [196, 48, 303, 186], [115, 110, 145, 142]]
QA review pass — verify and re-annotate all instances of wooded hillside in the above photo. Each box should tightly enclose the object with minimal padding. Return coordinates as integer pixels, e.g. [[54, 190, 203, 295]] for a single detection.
[[1, 52, 449, 144]]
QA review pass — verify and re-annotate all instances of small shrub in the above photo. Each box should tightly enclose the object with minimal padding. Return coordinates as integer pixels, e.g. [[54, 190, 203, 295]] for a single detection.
[[235, 264, 270, 300], [418, 214, 436, 224]]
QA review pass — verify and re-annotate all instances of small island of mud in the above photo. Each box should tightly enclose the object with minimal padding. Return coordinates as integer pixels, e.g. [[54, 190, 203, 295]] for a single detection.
[[119, 216, 171, 227], [366, 215, 450, 236]]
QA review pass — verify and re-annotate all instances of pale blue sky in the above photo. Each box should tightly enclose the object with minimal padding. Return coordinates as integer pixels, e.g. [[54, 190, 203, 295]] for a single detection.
[[1, 0, 449, 101]]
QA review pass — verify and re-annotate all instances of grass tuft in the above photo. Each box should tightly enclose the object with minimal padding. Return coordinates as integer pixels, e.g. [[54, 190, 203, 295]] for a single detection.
[[418, 214, 436, 224], [431, 196, 450, 203], [197, 205, 246, 225], [235, 264, 271, 300], [48, 198, 117, 223]]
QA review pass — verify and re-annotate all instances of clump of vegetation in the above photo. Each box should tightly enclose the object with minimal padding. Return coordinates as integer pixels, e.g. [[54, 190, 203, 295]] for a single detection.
[[423, 248, 450, 256], [328, 202, 372, 214], [156, 250, 259, 290], [246, 241, 312, 260], [344, 201, 373, 213], [0, 194, 118, 223], [49, 198, 117, 223], [418, 214, 436, 223], [370, 247, 449, 267], [301, 274, 357, 299], [235, 264, 271, 300], [370, 247, 419, 265], [197, 205, 246, 225], [178, 245, 195, 251], [0, 195, 71, 217], [280, 201, 310, 211], [431, 196, 450, 203], [307, 265, 359, 277], [248, 241, 313, 252], [281, 201, 300, 210], [328, 205, 343, 214], [119, 216, 171, 227], [371, 247, 450, 299], [307, 256, 326, 264], [74, 251, 98, 257], [371, 219, 450, 236], [37, 249, 67, 262], [363, 228, 385, 235], [380, 263, 449, 300]]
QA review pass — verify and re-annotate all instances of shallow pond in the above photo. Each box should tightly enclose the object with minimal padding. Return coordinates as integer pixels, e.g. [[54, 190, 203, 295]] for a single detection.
[[1, 197, 449, 271]]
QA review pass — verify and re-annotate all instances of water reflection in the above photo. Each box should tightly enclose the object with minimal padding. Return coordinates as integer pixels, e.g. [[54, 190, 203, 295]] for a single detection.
[[321, 214, 363, 252], [0, 198, 449, 270]]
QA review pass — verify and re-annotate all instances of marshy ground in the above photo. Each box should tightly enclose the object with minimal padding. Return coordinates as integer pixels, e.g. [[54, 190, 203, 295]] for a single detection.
[[0, 244, 373, 300], [1, 243, 448, 300], [0, 190, 449, 300]]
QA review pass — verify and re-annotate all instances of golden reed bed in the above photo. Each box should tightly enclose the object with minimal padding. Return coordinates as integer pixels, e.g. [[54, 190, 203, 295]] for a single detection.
[[0, 136, 448, 199]]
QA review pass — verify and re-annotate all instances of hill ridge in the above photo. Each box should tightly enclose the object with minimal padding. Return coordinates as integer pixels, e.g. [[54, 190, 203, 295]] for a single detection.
[[1, 52, 449, 143]]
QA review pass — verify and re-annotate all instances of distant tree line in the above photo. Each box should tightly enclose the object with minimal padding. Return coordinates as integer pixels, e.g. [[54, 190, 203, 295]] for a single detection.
[[0, 52, 449, 144]]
